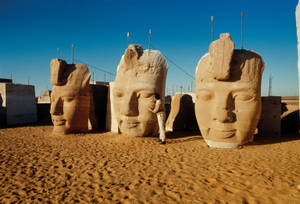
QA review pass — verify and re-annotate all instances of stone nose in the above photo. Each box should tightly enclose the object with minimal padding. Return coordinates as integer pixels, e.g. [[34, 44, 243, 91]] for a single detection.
[[50, 98, 63, 115], [213, 108, 234, 123], [212, 95, 235, 123], [120, 93, 139, 116]]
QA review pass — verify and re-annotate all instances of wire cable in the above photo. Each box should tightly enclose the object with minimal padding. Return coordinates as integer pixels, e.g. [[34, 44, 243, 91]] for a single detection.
[[151, 44, 195, 80], [74, 59, 116, 76]]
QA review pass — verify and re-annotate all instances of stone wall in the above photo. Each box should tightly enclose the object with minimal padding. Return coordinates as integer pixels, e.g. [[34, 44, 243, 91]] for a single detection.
[[0, 83, 37, 125], [258, 96, 281, 137]]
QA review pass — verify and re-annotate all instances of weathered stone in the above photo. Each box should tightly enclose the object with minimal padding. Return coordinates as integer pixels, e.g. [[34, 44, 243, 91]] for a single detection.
[[195, 33, 265, 148], [209, 33, 234, 80], [110, 44, 168, 136], [50, 59, 91, 134]]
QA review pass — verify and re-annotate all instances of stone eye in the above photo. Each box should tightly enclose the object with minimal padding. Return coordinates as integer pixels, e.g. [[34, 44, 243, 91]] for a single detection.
[[137, 91, 153, 99], [197, 90, 213, 101], [63, 96, 74, 102], [234, 93, 254, 102], [114, 91, 123, 99]]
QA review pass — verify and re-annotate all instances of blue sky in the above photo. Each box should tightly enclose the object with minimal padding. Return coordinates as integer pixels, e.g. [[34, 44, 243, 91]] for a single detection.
[[0, 0, 298, 96]]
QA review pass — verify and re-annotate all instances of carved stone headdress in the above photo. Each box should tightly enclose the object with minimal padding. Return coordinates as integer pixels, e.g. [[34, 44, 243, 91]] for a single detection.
[[115, 44, 168, 85], [50, 59, 90, 95], [196, 33, 265, 87]]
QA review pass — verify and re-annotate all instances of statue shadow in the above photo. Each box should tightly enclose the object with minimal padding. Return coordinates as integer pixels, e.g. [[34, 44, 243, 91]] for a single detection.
[[281, 105, 299, 135], [165, 94, 199, 133], [166, 130, 201, 139], [172, 94, 199, 132], [36, 103, 52, 126]]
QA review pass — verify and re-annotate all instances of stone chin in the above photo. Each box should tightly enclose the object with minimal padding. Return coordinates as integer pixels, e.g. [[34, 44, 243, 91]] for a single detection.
[[52, 125, 69, 135], [200, 128, 254, 148], [118, 118, 157, 137], [120, 127, 144, 137], [118, 121, 141, 137], [204, 140, 241, 149]]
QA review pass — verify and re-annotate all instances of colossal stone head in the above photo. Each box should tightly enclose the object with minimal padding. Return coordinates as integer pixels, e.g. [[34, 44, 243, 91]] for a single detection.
[[50, 59, 91, 134], [113, 44, 168, 136], [195, 33, 265, 148]]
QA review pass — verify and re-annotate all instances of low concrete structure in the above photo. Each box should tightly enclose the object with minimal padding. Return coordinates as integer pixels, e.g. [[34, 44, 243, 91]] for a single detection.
[[0, 82, 37, 126], [37, 90, 51, 104], [258, 96, 281, 137], [0, 78, 12, 83]]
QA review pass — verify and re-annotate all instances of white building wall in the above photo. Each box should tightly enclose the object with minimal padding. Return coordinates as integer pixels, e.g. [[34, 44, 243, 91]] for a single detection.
[[5, 83, 37, 125]]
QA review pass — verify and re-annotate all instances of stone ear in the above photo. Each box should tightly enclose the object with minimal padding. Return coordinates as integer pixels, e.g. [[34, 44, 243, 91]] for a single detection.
[[209, 33, 235, 81], [50, 59, 67, 85]]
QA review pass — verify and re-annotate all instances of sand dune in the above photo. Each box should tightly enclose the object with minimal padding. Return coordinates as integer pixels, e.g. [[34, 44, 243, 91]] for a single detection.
[[0, 126, 300, 203]]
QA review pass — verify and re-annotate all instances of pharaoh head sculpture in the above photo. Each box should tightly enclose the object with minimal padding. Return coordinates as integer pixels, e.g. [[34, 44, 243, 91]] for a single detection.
[[50, 59, 91, 134], [113, 44, 168, 136], [195, 33, 265, 148]]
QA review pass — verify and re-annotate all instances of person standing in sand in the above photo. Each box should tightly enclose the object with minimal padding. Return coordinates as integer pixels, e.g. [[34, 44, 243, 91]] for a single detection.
[[148, 93, 166, 144]]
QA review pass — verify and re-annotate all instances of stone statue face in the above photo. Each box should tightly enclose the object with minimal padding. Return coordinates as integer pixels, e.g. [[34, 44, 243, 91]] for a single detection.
[[112, 44, 168, 136], [195, 79, 262, 147], [195, 34, 264, 148], [50, 59, 90, 134]]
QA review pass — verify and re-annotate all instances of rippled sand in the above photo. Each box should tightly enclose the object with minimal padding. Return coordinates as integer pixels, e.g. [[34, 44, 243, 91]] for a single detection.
[[0, 126, 300, 203]]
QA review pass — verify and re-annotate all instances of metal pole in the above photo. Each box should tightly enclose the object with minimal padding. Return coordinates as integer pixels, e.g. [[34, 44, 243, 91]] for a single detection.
[[241, 12, 244, 50], [127, 32, 130, 46], [149, 29, 152, 50], [93, 71, 95, 83], [104, 72, 106, 82], [211, 16, 214, 42], [57, 48, 60, 59], [268, 73, 272, 96], [72, 44, 74, 64]]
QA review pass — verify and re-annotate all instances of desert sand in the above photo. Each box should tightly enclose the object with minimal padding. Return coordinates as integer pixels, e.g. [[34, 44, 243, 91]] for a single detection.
[[0, 125, 300, 203]]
